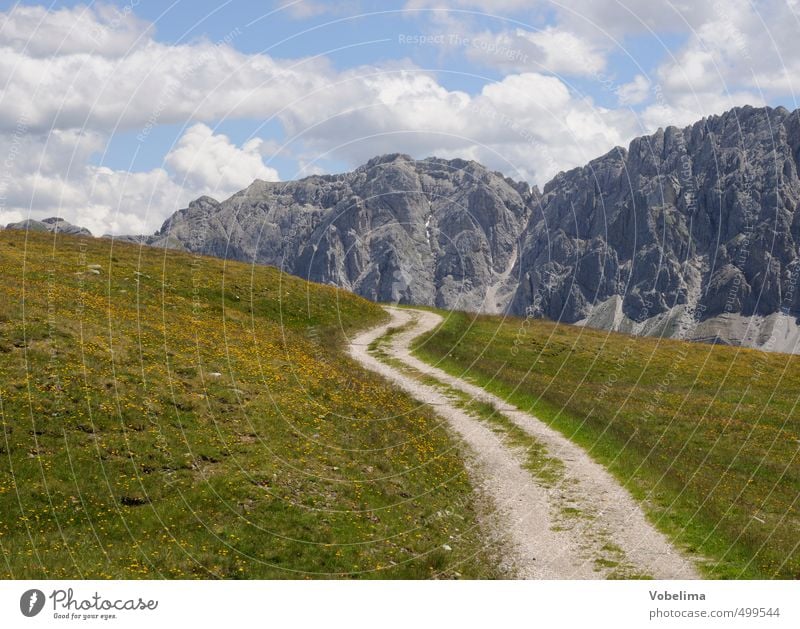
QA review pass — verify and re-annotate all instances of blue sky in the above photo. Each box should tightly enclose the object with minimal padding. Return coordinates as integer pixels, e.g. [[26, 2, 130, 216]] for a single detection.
[[0, 0, 798, 234]]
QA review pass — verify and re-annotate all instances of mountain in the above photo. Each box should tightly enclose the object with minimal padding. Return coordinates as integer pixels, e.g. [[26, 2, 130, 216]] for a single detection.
[[33, 104, 800, 352], [141, 154, 534, 313], [511, 105, 800, 352]]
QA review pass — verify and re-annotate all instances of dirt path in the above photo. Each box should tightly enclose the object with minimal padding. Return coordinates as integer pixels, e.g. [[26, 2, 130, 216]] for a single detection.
[[349, 307, 700, 579]]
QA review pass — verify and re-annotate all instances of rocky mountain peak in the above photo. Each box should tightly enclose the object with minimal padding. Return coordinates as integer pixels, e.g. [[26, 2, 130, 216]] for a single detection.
[[512, 104, 800, 352], [142, 153, 532, 312], [25, 105, 800, 352], [361, 153, 414, 169]]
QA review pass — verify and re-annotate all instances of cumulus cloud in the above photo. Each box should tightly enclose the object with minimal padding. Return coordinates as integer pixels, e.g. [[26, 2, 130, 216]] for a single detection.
[[0, 0, 641, 233], [0, 1, 345, 136], [616, 74, 651, 106], [0, 3, 151, 58], [165, 123, 280, 197], [0, 37, 331, 133], [464, 27, 607, 76], [0, 139, 179, 236], [285, 70, 638, 185], [0, 124, 280, 236], [413, 0, 800, 132], [67, 167, 180, 236], [652, 0, 800, 98], [475, 73, 636, 182], [4, 0, 793, 236], [404, 0, 717, 37], [633, 0, 799, 129]]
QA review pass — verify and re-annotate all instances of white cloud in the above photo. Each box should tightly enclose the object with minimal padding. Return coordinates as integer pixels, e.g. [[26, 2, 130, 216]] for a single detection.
[[479, 72, 572, 114], [654, 0, 800, 98], [165, 124, 280, 198], [0, 210, 24, 225], [0, 0, 641, 232], [6, 0, 793, 238], [407, 1, 798, 136], [640, 89, 765, 132], [464, 27, 607, 76], [632, 0, 798, 130], [404, 0, 717, 37], [73, 167, 180, 236], [616, 74, 651, 106], [0, 144, 179, 236], [0, 5, 333, 134], [0, 124, 280, 237], [277, 68, 474, 163], [285, 70, 638, 185], [523, 27, 606, 75], [473, 75, 636, 182], [0, 3, 151, 58]]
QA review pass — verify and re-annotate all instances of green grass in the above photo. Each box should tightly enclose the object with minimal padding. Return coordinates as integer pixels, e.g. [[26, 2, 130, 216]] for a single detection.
[[0, 230, 499, 579], [412, 310, 800, 579]]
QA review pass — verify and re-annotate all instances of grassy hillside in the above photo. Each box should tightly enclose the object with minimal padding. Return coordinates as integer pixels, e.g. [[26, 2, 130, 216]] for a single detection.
[[412, 310, 800, 579], [0, 230, 497, 579]]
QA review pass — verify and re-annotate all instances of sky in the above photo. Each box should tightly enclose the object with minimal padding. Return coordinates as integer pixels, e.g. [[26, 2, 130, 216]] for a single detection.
[[0, 0, 799, 235]]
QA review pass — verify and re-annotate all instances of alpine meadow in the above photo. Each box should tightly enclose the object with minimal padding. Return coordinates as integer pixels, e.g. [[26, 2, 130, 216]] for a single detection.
[[0, 230, 498, 579]]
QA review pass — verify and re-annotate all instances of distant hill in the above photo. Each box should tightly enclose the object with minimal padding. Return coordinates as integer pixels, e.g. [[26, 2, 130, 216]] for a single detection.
[[5, 216, 92, 237]]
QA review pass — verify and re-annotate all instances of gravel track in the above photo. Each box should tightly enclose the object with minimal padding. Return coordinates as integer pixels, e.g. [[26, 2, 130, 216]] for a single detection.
[[349, 306, 701, 579]]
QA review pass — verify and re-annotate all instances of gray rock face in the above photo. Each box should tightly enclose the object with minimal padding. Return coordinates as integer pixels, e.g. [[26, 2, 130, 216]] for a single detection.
[[130, 104, 800, 352], [510, 105, 800, 348], [148, 154, 534, 312], [5, 217, 92, 237]]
